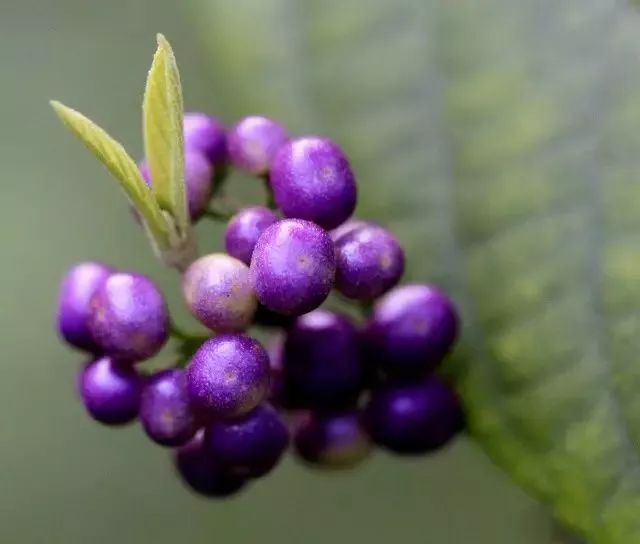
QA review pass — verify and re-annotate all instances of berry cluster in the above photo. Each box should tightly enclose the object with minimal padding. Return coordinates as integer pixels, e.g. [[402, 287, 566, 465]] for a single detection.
[[57, 113, 463, 499]]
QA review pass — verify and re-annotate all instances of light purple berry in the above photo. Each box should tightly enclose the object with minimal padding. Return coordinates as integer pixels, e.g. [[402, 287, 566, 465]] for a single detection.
[[227, 116, 288, 175], [182, 253, 257, 332], [330, 219, 371, 243], [57, 262, 112, 352], [250, 219, 336, 316], [270, 137, 357, 229], [140, 369, 198, 447], [186, 334, 270, 419], [183, 112, 227, 166], [78, 356, 141, 425], [140, 149, 213, 221], [88, 272, 169, 361], [334, 224, 405, 300], [224, 206, 279, 265]]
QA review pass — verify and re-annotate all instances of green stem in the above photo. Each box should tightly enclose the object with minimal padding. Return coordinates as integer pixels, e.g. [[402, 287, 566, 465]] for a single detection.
[[169, 320, 209, 342], [262, 174, 277, 210]]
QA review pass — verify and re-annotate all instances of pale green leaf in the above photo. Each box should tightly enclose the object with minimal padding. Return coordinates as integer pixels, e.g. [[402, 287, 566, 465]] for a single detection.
[[142, 33, 187, 234], [50, 100, 170, 248], [191, 0, 640, 542]]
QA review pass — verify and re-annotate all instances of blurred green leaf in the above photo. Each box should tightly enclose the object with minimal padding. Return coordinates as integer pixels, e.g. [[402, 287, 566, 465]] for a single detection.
[[143, 34, 188, 235], [190, 0, 640, 542], [50, 100, 170, 248]]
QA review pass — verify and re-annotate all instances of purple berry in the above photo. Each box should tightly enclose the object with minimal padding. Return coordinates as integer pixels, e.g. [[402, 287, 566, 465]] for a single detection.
[[140, 149, 213, 221], [182, 254, 257, 332], [88, 272, 169, 361], [140, 369, 198, 447], [204, 403, 289, 478], [330, 219, 371, 242], [283, 310, 365, 410], [224, 206, 279, 265], [266, 335, 287, 406], [227, 116, 288, 175], [365, 284, 459, 374], [183, 112, 227, 165], [186, 334, 270, 419], [294, 411, 371, 469], [334, 224, 405, 300], [57, 262, 112, 352], [364, 377, 464, 454], [270, 137, 357, 229], [250, 219, 335, 316], [78, 357, 141, 425], [174, 431, 246, 498]]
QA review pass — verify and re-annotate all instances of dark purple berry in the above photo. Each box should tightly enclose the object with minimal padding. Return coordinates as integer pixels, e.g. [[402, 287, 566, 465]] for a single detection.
[[294, 411, 371, 469], [140, 369, 198, 447], [283, 310, 365, 410], [78, 356, 141, 425], [140, 150, 213, 221], [270, 137, 357, 229], [184, 112, 227, 166], [224, 206, 279, 265], [204, 403, 289, 478], [330, 219, 371, 243], [250, 219, 335, 316], [182, 253, 257, 332], [174, 431, 246, 498], [334, 224, 405, 300], [364, 377, 464, 455], [186, 334, 270, 419], [227, 116, 288, 175], [365, 284, 459, 374], [266, 335, 286, 406], [57, 262, 112, 352], [88, 272, 169, 361]]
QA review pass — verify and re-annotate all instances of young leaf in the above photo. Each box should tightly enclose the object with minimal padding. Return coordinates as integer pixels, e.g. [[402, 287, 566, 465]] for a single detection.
[[50, 100, 170, 248], [142, 33, 188, 235]]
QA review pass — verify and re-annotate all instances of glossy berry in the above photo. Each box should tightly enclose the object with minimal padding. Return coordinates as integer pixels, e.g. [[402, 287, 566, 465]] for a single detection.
[[88, 272, 169, 361], [227, 116, 288, 175], [186, 334, 270, 419], [140, 369, 198, 447], [224, 206, 279, 265], [78, 357, 141, 425], [334, 224, 405, 300], [140, 150, 213, 221], [364, 377, 463, 454], [204, 403, 289, 478], [250, 219, 335, 316], [294, 411, 371, 469], [283, 310, 365, 410], [330, 219, 371, 242], [270, 137, 357, 229], [174, 431, 246, 498], [365, 284, 458, 374], [183, 112, 227, 166], [182, 253, 257, 332], [57, 262, 112, 352]]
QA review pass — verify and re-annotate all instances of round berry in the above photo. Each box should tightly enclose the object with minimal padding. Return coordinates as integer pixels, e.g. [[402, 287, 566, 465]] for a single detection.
[[334, 224, 405, 300], [174, 431, 246, 498], [294, 411, 371, 469], [140, 150, 213, 221], [270, 137, 357, 229], [364, 377, 463, 454], [283, 310, 365, 410], [57, 262, 112, 352], [250, 219, 335, 316], [224, 206, 279, 265], [88, 272, 169, 361], [182, 254, 257, 332], [227, 116, 288, 175], [183, 112, 227, 165], [365, 284, 459, 374], [78, 357, 141, 425], [186, 334, 270, 418], [204, 403, 289, 478], [140, 369, 198, 447], [330, 219, 371, 243]]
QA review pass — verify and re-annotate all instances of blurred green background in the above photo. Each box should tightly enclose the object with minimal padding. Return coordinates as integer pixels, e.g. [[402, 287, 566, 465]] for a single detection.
[[0, 1, 566, 543]]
